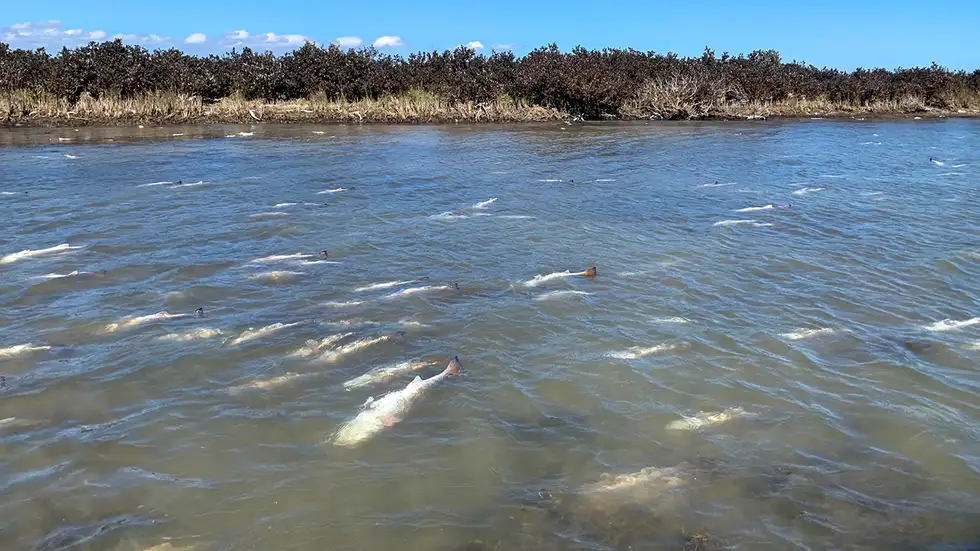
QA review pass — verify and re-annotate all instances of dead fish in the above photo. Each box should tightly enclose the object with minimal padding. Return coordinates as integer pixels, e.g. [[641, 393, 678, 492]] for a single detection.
[[332, 356, 463, 447]]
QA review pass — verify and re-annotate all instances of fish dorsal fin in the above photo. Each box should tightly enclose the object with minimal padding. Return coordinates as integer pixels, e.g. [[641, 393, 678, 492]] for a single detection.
[[412, 375, 422, 383]]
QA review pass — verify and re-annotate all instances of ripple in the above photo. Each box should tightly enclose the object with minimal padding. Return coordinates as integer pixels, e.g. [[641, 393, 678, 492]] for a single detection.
[[3, 121, 980, 551]]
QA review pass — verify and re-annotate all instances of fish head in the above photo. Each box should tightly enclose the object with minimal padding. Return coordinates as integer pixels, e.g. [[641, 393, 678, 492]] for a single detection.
[[583, 266, 597, 278]]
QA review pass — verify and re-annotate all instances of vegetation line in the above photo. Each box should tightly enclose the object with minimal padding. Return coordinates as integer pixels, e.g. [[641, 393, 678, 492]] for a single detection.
[[2, 41, 979, 126]]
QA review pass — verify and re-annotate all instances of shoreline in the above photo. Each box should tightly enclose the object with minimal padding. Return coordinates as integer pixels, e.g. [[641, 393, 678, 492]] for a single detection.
[[5, 110, 979, 129], [4, 93, 979, 129]]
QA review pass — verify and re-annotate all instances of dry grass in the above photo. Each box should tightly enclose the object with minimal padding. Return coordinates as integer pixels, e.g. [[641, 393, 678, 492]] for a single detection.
[[0, 89, 567, 126], [3, 85, 979, 127], [621, 76, 980, 121]]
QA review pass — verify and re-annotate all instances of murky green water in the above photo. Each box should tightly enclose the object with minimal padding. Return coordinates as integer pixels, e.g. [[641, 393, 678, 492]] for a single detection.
[[2, 120, 979, 551]]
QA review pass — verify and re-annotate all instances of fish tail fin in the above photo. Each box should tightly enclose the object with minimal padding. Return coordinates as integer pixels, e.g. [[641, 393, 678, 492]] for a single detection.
[[583, 266, 597, 277], [445, 356, 463, 376]]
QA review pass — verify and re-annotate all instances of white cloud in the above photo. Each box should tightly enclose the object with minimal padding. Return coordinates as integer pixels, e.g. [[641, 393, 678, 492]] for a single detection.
[[373, 35, 403, 48], [217, 29, 313, 49], [0, 20, 164, 48], [465, 41, 484, 51], [492, 43, 516, 51], [335, 36, 362, 48], [0, 21, 348, 53]]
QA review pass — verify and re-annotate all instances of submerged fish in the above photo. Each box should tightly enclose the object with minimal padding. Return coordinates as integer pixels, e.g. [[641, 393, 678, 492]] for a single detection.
[[318, 332, 402, 363], [0, 343, 52, 359], [1, 243, 82, 264], [342, 358, 444, 391], [354, 278, 429, 293], [101, 311, 195, 333], [665, 406, 749, 431], [332, 356, 463, 447]]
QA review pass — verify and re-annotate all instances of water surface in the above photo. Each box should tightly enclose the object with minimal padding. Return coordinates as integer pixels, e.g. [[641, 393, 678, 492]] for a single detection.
[[2, 120, 980, 551]]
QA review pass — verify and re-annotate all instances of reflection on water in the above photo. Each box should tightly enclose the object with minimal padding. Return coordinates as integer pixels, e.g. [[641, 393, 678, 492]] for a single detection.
[[2, 120, 980, 551]]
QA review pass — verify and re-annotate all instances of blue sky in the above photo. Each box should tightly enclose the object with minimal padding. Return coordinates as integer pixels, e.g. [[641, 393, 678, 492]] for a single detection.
[[3, 0, 979, 71]]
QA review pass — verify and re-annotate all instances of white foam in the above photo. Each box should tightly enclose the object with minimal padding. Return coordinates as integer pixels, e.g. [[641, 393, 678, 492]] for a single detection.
[[595, 178, 616, 182], [172, 133, 185, 137], [312, 131, 326, 135], [273, 202, 298, 207], [534, 290, 592, 301], [1, 191, 17, 195], [317, 188, 348, 194], [156, 328, 224, 342], [227, 321, 304, 346], [0, 344, 52, 359], [923, 318, 980, 332], [171, 180, 207, 188], [736, 204, 773, 212], [538, 179, 562, 182], [138, 181, 173, 187], [607, 342, 682, 360], [697, 182, 736, 188], [861, 191, 884, 196], [952, 164, 966, 168], [792, 187, 826, 195], [964, 342, 980, 351], [472, 197, 498, 209], [497, 215, 534, 219], [1, 244, 83, 265], [248, 270, 306, 283], [63, 154, 78, 159], [931, 159, 945, 166], [861, 141, 882, 145], [780, 327, 837, 340]]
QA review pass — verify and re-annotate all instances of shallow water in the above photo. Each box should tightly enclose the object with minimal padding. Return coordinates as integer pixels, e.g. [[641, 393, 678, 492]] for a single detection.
[[2, 120, 980, 551]]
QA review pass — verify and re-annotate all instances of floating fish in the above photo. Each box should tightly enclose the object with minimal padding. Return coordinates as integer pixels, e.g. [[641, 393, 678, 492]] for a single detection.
[[332, 356, 462, 447], [342, 358, 443, 391]]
